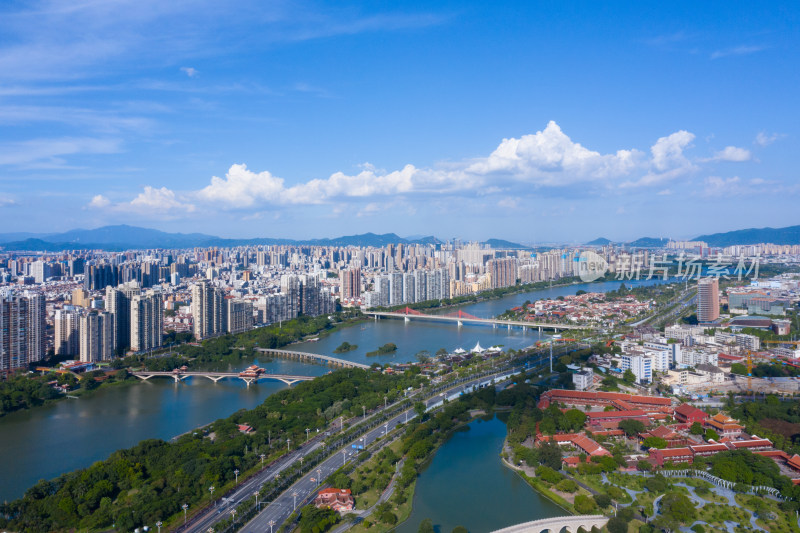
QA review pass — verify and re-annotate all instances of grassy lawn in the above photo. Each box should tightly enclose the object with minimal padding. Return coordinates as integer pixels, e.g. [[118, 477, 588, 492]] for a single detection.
[[348, 481, 416, 533]]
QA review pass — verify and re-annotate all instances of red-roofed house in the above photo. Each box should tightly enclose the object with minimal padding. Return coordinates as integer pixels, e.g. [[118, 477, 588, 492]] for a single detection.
[[315, 488, 355, 513], [649, 447, 694, 466], [674, 404, 708, 425]]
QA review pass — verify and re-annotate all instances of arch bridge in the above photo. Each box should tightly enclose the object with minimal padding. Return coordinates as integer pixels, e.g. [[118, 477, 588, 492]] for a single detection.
[[131, 370, 315, 387], [255, 348, 370, 369], [490, 515, 609, 533]]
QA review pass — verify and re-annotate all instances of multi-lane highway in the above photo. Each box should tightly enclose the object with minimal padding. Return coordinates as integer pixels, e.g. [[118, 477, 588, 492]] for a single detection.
[[241, 369, 521, 533], [179, 350, 551, 533]]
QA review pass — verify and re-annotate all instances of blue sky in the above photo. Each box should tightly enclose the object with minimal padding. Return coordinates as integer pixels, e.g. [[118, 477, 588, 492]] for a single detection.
[[0, 1, 797, 243]]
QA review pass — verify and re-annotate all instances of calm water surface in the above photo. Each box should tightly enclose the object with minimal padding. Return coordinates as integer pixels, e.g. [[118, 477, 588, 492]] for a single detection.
[[395, 416, 563, 533]]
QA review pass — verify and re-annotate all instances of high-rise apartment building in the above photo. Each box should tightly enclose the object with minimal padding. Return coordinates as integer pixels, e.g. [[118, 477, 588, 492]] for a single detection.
[[697, 278, 720, 323], [0, 293, 46, 371], [226, 299, 254, 334], [192, 279, 225, 340], [130, 291, 163, 352], [105, 282, 141, 354], [54, 308, 82, 356], [79, 312, 115, 362], [340, 268, 361, 300]]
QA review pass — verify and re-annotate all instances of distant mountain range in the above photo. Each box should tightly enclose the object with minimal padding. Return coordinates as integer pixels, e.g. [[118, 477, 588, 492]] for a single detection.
[[0, 225, 526, 251], [585, 236, 669, 248], [694, 225, 800, 247], [587, 224, 800, 248]]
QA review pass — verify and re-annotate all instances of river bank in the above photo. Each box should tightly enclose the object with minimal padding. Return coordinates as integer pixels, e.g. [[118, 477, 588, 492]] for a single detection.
[[394, 414, 563, 533]]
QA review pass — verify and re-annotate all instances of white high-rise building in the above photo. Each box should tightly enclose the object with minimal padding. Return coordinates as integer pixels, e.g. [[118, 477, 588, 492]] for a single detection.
[[621, 354, 652, 384], [79, 312, 115, 362], [192, 279, 225, 340], [54, 308, 82, 356], [131, 291, 163, 352]]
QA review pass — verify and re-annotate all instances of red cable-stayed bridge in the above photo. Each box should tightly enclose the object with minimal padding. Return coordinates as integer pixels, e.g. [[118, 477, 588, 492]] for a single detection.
[[368, 307, 592, 332]]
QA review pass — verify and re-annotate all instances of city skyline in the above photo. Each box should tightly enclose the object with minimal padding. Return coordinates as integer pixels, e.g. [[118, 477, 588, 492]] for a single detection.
[[1, 1, 798, 241]]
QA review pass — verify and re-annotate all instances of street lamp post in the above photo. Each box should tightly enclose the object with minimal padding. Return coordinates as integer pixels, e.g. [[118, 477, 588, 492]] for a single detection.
[[300, 456, 304, 467], [287, 438, 291, 451], [209, 485, 215, 504], [317, 468, 322, 486], [230, 509, 237, 523], [306, 428, 310, 442], [260, 453, 266, 466], [269, 520, 276, 533], [182, 503, 188, 524], [384, 396, 388, 409], [156, 521, 162, 533], [384, 422, 388, 435], [255, 490, 260, 511], [342, 449, 347, 466], [293, 491, 299, 511], [362, 405, 366, 419], [234, 469, 239, 484]]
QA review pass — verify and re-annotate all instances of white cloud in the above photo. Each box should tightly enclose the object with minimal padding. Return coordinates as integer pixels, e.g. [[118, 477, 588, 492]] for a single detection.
[[98, 121, 761, 216], [754, 131, 781, 147], [701, 176, 771, 197], [130, 186, 195, 213], [497, 197, 519, 209], [0, 137, 121, 167], [621, 130, 696, 187], [88, 194, 110, 208], [710, 45, 767, 60], [704, 145, 751, 162], [180, 66, 198, 78], [657, 189, 672, 196], [466, 121, 642, 185], [0, 195, 17, 207]]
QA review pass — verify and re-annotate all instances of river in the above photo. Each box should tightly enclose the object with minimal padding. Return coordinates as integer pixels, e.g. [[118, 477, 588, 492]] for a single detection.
[[395, 415, 563, 533], [0, 277, 668, 502]]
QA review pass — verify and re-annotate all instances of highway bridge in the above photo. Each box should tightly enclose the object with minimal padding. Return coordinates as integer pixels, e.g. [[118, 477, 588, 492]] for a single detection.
[[255, 348, 370, 369], [490, 515, 609, 533], [131, 370, 315, 386], [368, 307, 592, 332]]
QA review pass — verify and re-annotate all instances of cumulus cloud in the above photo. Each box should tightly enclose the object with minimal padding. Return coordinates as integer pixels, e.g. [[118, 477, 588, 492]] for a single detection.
[[88, 194, 111, 208], [466, 121, 642, 184], [621, 131, 696, 187], [130, 186, 195, 212], [704, 146, 751, 162], [87, 187, 195, 216], [94, 121, 763, 216], [180, 67, 198, 78]]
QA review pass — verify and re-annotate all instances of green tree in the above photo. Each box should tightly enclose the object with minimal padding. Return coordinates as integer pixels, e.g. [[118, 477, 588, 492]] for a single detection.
[[704, 428, 720, 441], [689, 422, 704, 435], [564, 409, 587, 431], [618, 419, 645, 436], [606, 517, 628, 533], [642, 436, 668, 449], [637, 460, 653, 472], [623, 369, 636, 384], [418, 518, 435, 533], [593, 493, 612, 509], [573, 494, 596, 514], [538, 441, 563, 470]]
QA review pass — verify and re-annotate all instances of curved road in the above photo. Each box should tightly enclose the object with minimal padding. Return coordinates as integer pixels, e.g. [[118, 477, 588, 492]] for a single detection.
[[241, 369, 525, 533]]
